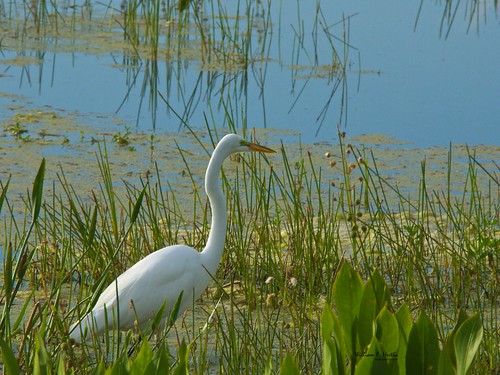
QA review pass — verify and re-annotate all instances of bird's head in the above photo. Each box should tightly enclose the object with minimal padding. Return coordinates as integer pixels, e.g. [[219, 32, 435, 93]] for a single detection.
[[218, 134, 276, 155]]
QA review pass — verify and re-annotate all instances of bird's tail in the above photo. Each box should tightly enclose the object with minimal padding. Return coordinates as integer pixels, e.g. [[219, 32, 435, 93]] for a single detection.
[[69, 306, 114, 342], [69, 309, 105, 343], [69, 314, 91, 343]]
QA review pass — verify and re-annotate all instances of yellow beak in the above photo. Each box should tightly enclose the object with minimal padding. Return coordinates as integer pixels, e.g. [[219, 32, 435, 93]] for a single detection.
[[247, 142, 276, 153]]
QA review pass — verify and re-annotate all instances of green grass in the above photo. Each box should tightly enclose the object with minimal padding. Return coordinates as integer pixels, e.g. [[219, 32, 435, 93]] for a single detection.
[[0, 129, 498, 373], [0, 0, 348, 133], [0, 1, 498, 373]]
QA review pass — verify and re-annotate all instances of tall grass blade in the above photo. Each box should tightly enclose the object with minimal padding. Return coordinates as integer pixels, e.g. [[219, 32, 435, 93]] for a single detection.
[[34, 332, 52, 375], [0, 337, 21, 374], [31, 158, 46, 221], [80, 172, 147, 319], [3, 243, 13, 309], [168, 290, 184, 328], [0, 177, 10, 214], [131, 184, 147, 224]]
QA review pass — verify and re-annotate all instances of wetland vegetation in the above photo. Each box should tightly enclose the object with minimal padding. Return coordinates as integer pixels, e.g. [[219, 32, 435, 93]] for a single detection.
[[0, 127, 498, 373], [0, 0, 499, 374]]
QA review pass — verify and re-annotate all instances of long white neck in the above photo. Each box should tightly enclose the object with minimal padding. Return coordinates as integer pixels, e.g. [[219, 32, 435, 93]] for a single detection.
[[200, 146, 230, 275]]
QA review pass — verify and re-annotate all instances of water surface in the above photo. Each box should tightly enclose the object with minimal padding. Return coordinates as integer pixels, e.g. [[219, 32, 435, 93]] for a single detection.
[[1, 0, 498, 146]]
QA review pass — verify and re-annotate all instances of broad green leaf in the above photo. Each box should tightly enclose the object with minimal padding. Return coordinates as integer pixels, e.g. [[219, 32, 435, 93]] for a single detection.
[[34, 333, 51, 375], [0, 337, 21, 375], [56, 355, 66, 375], [95, 359, 108, 375], [141, 362, 160, 375], [280, 352, 301, 375], [395, 303, 413, 375], [406, 311, 439, 375], [354, 336, 392, 375], [111, 355, 130, 374], [130, 339, 153, 373], [442, 309, 470, 370], [94, 359, 106, 374], [437, 348, 455, 375], [322, 306, 345, 375], [395, 304, 413, 346], [330, 305, 348, 374], [167, 291, 184, 328], [332, 261, 363, 355], [455, 309, 471, 327], [375, 306, 399, 354], [358, 270, 391, 351], [323, 339, 337, 375], [173, 340, 189, 375], [152, 342, 170, 373], [354, 343, 374, 374], [454, 313, 483, 375], [321, 303, 335, 340], [150, 300, 167, 333]]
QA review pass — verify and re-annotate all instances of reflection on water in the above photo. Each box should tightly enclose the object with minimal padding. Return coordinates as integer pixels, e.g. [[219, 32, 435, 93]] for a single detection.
[[0, 0, 498, 146], [0, 0, 347, 141]]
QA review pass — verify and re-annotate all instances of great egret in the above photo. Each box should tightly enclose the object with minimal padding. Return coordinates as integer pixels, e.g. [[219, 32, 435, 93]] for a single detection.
[[69, 134, 275, 342]]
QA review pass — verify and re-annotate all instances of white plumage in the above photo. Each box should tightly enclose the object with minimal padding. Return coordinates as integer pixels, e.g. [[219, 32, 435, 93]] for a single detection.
[[69, 134, 275, 342]]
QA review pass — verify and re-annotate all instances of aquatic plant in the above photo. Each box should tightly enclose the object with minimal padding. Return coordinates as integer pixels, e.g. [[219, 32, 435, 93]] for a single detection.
[[0, 128, 497, 373]]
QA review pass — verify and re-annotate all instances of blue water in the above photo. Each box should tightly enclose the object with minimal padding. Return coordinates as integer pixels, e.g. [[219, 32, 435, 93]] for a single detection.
[[0, 0, 499, 147], [339, 0, 500, 146]]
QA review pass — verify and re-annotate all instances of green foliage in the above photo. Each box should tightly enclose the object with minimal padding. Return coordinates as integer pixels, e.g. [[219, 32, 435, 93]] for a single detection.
[[331, 260, 363, 359], [1, 158, 46, 339], [0, 177, 9, 214], [34, 332, 52, 375], [31, 158, 46, 222], [0, 133, 496, 374], [0, 337, 21, 374], [407, 311, 440, 375], [395, 304, 413, 373], [321, 305, 345, 375], [279, 352, 301, 375], [453, 313, 483, 375], [316, 262, 484, 375], [358, 271, 392, 352], [0, 333, 181, 374]]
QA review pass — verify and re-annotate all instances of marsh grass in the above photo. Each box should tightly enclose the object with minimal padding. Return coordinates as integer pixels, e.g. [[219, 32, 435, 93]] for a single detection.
[[0, 128, 497, 373], [415, 0, 499, 38], [0, 0, 349, 134], [0, 1, 498, 372]]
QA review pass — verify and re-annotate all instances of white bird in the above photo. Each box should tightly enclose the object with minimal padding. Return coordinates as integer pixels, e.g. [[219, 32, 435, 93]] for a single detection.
[[69, 134, 275, 342]]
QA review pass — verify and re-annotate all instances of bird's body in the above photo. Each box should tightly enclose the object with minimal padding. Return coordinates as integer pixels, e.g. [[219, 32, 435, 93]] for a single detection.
[[69, 134, 275, 342]]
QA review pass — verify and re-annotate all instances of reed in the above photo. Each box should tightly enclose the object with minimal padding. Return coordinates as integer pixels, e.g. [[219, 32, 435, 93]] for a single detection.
[[1, 128, 497, 373], [0, 0, 498, 373]]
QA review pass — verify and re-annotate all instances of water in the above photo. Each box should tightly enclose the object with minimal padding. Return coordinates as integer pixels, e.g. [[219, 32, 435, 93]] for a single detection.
[[340, 0, 500, 146], [1, 0, 498, 147]]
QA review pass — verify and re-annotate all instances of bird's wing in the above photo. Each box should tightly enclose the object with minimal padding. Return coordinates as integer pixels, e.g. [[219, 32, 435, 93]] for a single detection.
[[92, 245, 202, 325]]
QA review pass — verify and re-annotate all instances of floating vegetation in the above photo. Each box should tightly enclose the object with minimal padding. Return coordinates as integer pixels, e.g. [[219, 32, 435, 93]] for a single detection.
[[5, 122, 28, 139], [0, 0, 350, 133], [0, 0, 499, 373], [0, 127, 498, 373], [112, 127, 131, 146]]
